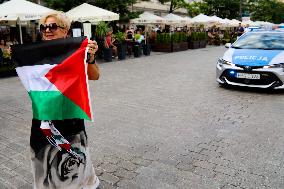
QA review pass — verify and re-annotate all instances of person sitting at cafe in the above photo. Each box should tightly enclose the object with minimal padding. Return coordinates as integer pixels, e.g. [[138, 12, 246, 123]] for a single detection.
[[125, 27, 134, 41], [134, 30, 145, 44], [104, 30, 117, 57], [124, 27, 135, 57]]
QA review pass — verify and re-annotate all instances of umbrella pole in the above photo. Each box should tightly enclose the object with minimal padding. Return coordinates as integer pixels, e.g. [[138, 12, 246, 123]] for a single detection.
[[19, 21, 23, 44]]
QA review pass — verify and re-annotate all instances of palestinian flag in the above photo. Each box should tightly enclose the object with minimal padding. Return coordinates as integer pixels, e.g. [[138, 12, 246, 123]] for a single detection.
[[12, 37, 93, 121]]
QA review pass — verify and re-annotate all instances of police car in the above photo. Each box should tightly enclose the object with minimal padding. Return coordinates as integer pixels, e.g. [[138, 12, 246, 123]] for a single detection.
[[216, 30, 284, 89]]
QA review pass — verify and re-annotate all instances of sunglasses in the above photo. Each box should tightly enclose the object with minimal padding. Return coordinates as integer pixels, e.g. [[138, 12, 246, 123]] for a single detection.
[[40, 23, 65, 33]]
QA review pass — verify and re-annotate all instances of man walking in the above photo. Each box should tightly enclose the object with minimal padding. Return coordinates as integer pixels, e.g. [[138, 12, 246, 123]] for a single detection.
[[236, 23, 244, 39]]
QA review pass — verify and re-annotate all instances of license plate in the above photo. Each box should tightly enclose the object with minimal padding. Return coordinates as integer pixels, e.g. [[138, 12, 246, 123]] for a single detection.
[[236, 73, 260, 79]]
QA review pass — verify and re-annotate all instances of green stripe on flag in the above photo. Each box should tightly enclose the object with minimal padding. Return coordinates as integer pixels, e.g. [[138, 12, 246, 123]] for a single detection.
[[29, 91, 90, 120]]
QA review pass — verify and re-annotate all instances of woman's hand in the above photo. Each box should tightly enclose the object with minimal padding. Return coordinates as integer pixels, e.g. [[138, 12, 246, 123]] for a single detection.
[[86, 40, 100, 80], [87, 40, 98, 59]]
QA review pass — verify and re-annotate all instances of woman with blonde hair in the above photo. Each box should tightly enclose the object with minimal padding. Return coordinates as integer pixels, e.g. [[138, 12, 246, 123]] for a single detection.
[[30, 11, 100, 189]]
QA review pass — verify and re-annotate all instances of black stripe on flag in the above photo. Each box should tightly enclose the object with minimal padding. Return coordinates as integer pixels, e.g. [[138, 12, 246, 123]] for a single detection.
[[12, 37, 87, 67]]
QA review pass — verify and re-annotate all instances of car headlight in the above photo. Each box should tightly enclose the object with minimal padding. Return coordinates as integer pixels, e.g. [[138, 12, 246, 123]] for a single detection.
[[264, 63, 284, 68], [217, 58, 235, 67]]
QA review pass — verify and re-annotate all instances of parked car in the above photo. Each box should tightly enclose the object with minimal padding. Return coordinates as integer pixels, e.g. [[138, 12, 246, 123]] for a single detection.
[[216, 30, 284, 89]]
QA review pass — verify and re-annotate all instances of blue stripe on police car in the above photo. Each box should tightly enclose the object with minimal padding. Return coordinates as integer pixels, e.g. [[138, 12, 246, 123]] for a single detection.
[[232, 49, 282, 66]]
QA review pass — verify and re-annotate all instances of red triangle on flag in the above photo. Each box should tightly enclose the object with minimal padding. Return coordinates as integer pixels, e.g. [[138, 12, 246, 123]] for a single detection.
[[45, 38, 92, 120], [58, 143, 71, 151], [41, 128, 52, 137]]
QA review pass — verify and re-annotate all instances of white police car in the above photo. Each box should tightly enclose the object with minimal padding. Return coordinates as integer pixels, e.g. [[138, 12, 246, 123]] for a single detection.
[[216, 30, 284, 89]]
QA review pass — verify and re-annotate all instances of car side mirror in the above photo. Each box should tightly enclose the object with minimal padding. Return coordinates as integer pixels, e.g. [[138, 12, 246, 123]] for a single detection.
[[225, 43, 231, 48]]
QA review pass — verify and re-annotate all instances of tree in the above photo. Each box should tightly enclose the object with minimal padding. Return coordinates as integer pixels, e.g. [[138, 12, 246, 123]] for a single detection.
[[191, 0, 284, 23], [202, 0, 242, 19], [43, 0, 140, 22], [187, 1, 208, 17], [44, 0, 85, 11], [248, 0, 284, 23], [158, 0, 189, 13], [89, 0, 139, 22]]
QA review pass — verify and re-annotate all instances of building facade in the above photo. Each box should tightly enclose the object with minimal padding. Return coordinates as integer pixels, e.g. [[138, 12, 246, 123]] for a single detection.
[[131, 0, 188, 16]]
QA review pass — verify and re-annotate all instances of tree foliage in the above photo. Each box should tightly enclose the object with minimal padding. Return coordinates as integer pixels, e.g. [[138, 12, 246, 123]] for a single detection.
[[201, 0, 241, 19], [158, 0, 189, 13], [43, 0, 140, 22], [187, 2, 208, 17], [187, 0, 284, 23], [44, 0, 85, 11], [27, 0, 284, 24], [88, 0, 137, 17], [248, 0, 284, 23]]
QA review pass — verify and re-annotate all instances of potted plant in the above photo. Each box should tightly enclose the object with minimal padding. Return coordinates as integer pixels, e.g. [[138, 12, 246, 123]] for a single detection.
[[95, 21, 112, 62], [142, 41, 151, 56], [95, 21, 109, 39], [189, 32, 200, 49], [172, 32, 188, 52], [154, 33, 171, 52], [114, 31, 127, 60], [222, 31, 231, 45], [133, 33, 143, 57], [199, 32, 207, 48], [142, 31, 151, 56], [0, 49, 16, 77], [213, 34, 221, 46]]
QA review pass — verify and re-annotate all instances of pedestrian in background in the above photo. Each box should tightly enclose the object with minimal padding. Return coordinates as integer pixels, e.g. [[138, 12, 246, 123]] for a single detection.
[[236, 23, 244, 39]]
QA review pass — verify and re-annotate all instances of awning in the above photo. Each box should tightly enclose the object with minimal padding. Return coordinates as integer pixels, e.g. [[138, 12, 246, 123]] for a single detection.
[[66, 3, 119, 23]]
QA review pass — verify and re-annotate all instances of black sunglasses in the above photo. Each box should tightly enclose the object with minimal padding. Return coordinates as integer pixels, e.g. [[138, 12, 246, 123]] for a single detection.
[[40, 23, 65, 33]]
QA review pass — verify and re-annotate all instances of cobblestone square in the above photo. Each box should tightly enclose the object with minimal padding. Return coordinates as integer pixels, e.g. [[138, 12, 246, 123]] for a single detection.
[[1, 47, 284, 188]]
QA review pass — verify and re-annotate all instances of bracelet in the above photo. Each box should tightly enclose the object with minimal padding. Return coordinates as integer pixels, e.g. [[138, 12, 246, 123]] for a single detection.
[[87, 58, 96, 64]]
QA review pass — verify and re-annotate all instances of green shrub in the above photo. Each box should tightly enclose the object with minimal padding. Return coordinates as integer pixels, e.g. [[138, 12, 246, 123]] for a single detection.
[[156, 33, 162, 43], [95, 21, 109, 38], [3, 49, 11, 59], [156, 33, 171, 43], [198, 32, 207, 40], [224, 31, 230, 39], [191, 32, 199, 41], [172, 33, 179, 43], [156, 32, 188, 43], [115, 31, 126, 43], [179, 32, 188, 42]]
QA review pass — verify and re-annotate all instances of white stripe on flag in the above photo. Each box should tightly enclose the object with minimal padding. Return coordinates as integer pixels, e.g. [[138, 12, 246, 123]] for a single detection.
[[16, 64, 58, 92]]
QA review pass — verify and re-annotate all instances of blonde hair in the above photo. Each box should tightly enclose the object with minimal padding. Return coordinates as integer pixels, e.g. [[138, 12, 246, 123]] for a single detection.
[[39, 11, 71, 31]]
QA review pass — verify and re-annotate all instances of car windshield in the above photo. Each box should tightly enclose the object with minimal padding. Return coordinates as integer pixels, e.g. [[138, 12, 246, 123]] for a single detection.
[[232, 32, 284, 50]]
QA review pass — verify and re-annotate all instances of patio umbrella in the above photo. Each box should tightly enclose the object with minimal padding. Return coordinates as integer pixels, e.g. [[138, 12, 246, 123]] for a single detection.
[[130, 12, 165, 24], [66, 3, 119, 23], [230, 19, 241, 27], [210, 15, 224, 23], [183, 16, 192, 26], [0, 0, 55, 44], [191, 14, 214, 24], [130, 12, 166, 44], [219, 18, 234, 27], [163, 13, 187, 25], [242, 20, 258, 27]]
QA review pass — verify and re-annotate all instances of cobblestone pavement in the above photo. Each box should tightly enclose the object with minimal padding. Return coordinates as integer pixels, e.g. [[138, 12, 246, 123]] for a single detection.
[[1, 46, 284, 189]]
